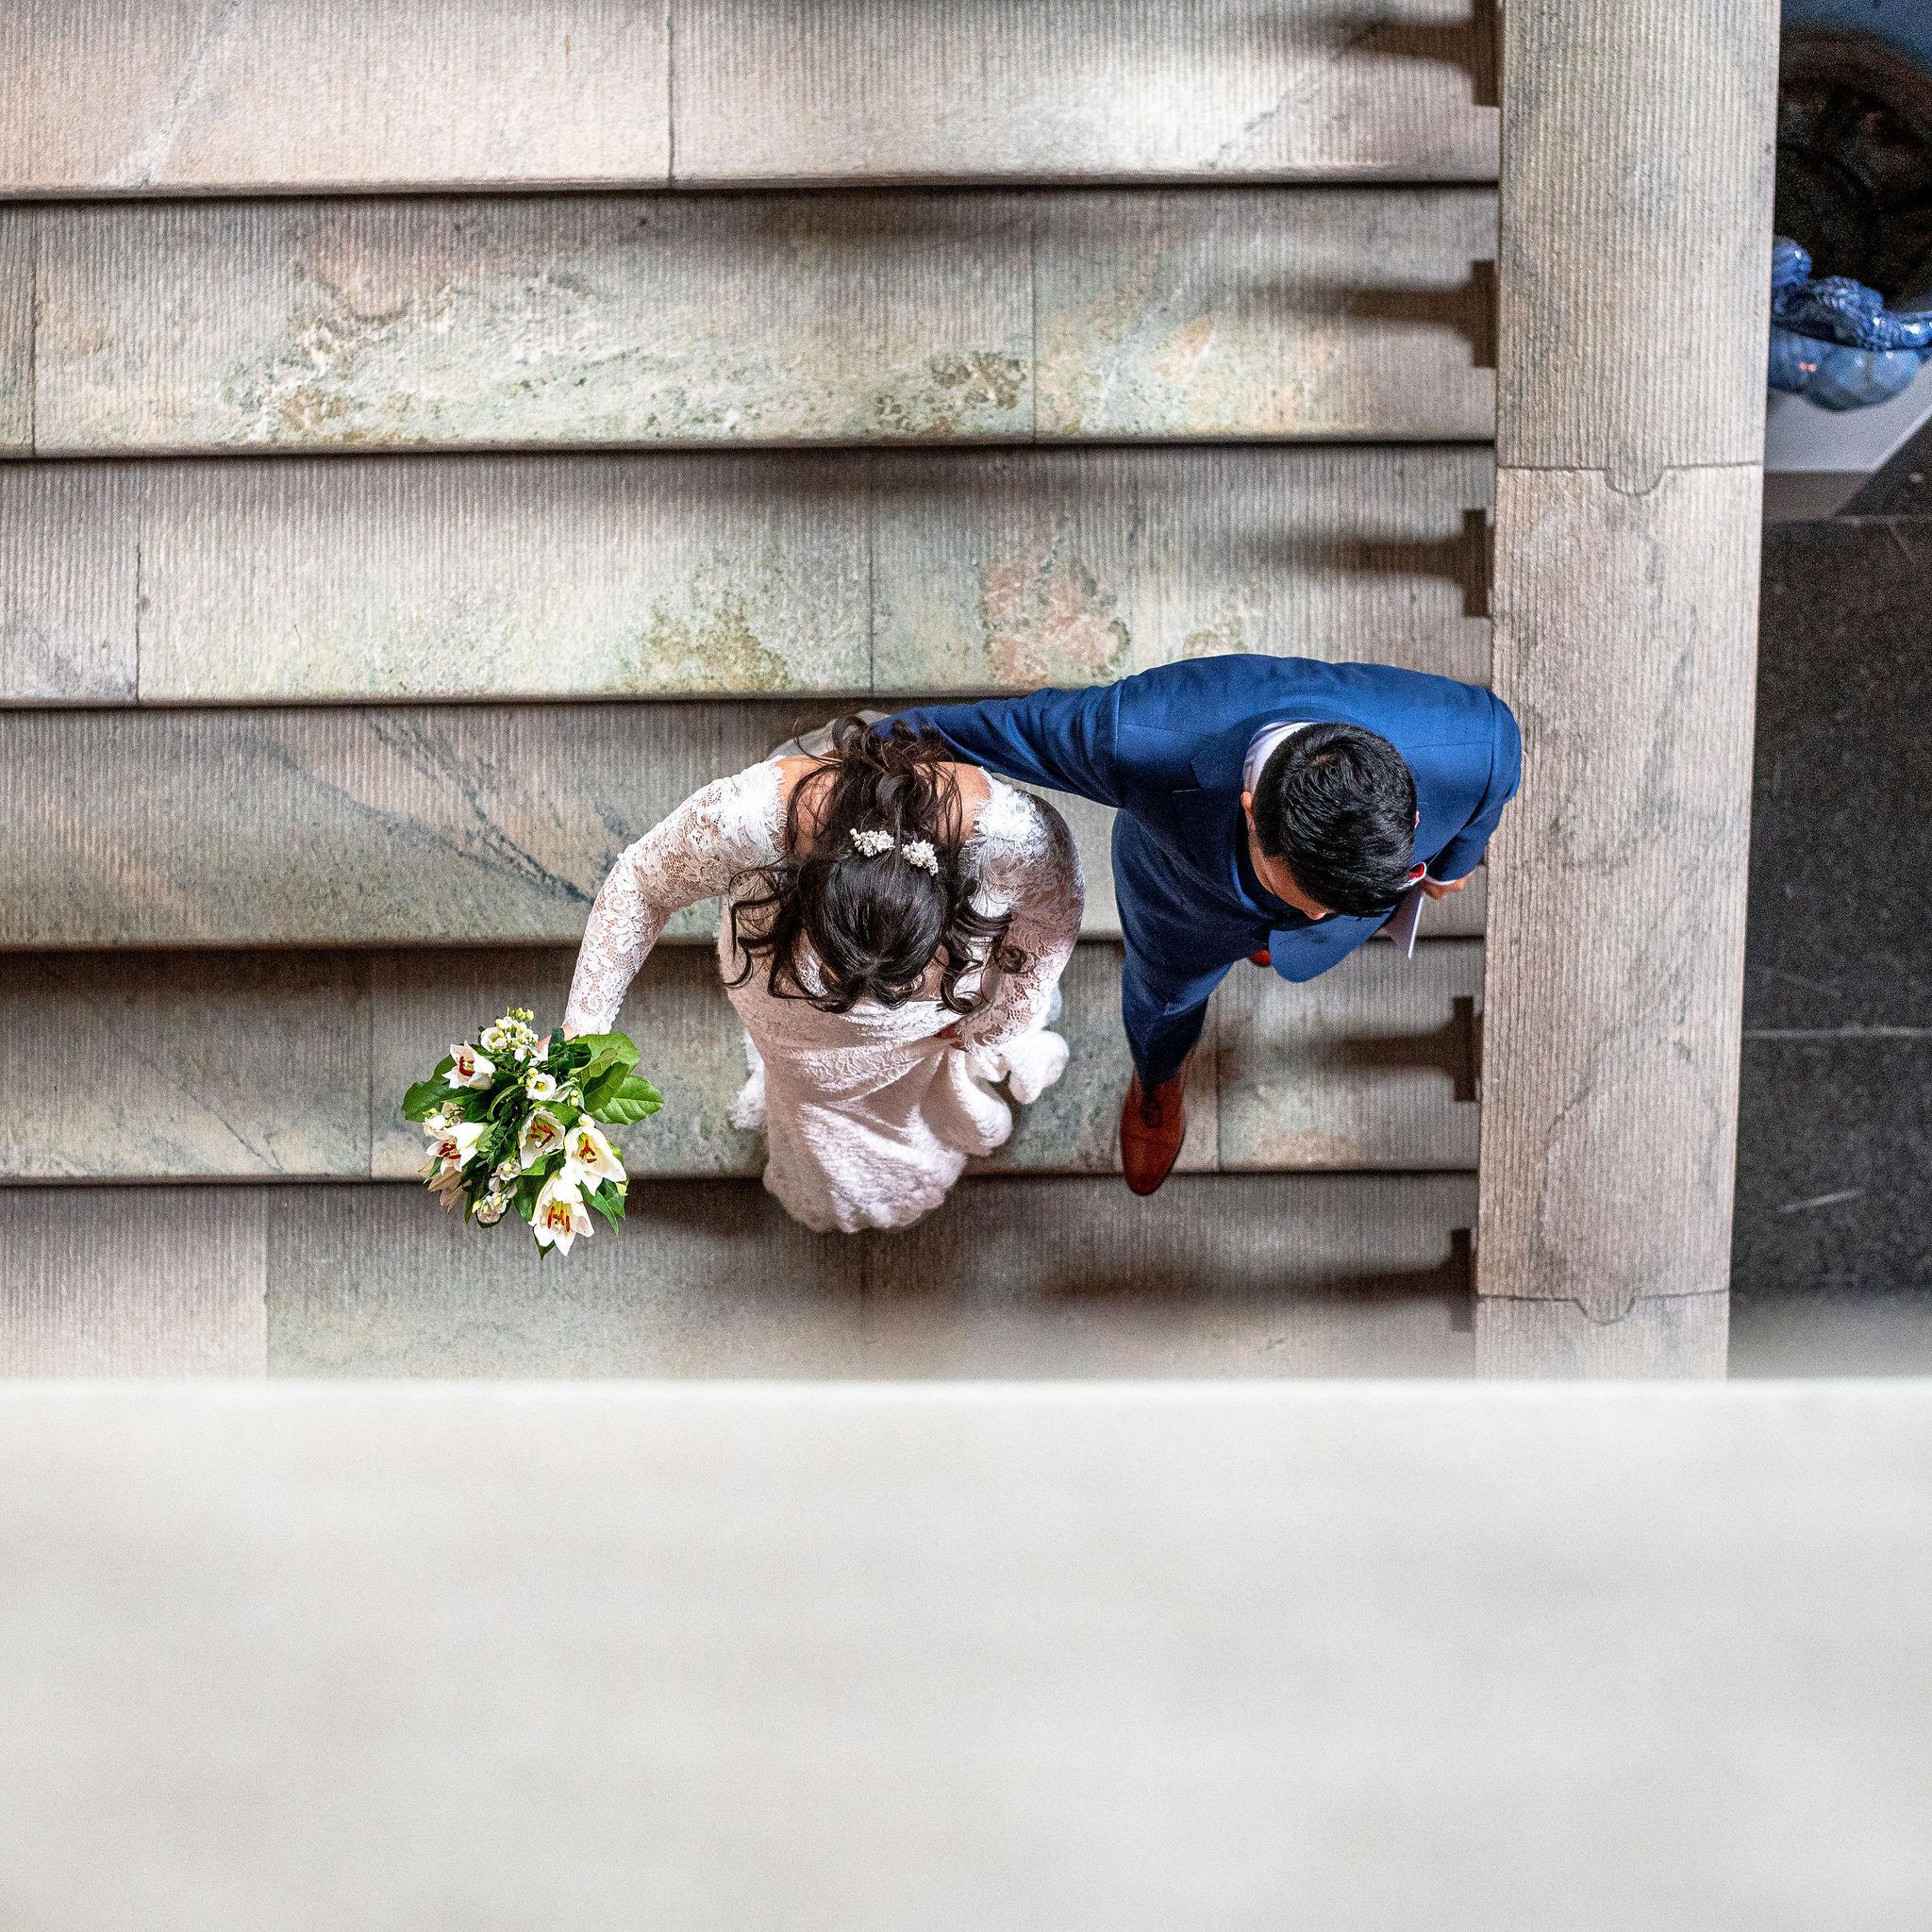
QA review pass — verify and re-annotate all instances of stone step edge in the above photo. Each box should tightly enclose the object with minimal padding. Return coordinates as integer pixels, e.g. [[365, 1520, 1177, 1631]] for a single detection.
[[0, 938, 1486, 1183]]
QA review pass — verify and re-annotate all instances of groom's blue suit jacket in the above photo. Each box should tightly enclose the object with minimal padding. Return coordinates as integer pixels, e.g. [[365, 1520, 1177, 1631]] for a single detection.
[[896, 655, 1521, 986]]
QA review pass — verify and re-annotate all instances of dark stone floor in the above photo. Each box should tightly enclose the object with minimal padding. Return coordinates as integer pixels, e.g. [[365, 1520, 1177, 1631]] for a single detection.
[[1727, 427, 1932, 1374]]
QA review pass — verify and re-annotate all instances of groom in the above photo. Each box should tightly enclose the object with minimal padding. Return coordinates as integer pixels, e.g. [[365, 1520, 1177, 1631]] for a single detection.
[[893, 654, 1521, 1194]]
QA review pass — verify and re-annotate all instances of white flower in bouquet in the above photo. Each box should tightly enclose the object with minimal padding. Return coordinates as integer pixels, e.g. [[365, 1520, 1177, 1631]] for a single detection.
[[445, 1043, 495, 1090], [561, 1118, 625, 1190], [425, 1161, 469, 1211], [518, 1107, 567, 1169], [475, 1191, 509, 1226], [525, 1069, 559, 1102], [532, 1172, 592, 1254], [421, 1118, 486, 1172]]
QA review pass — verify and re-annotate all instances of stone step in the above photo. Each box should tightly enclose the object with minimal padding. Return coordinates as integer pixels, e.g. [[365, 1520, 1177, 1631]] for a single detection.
[[1, 446, 1492, 704], [0, 940, 1483, 1184], [0, 1174, 1478, 1379], [0, 701, 1489, 948], [0, 2, 1499, 196], [1, 189, 1498, 456]]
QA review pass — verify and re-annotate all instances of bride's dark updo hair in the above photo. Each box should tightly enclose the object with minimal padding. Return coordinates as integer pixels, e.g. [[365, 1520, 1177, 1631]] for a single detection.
[[725, 717, 1021, 1015]]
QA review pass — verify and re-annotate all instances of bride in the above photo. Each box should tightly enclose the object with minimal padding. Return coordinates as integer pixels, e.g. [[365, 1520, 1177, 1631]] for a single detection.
[[562, 718, 1084, 1234]]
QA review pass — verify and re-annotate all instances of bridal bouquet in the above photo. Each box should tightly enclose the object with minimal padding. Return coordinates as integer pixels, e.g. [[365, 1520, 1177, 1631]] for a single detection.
[[403, 1008, 660, 1255]]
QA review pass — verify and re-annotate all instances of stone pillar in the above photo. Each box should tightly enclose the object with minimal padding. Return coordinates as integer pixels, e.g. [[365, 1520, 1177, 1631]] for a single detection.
[[1477, 1, 1780, 1374]]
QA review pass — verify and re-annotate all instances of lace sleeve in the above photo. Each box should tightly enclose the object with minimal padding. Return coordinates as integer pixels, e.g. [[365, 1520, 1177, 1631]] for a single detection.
[[956, 781, 1086, 1054], [564, 763, 784, 1035]]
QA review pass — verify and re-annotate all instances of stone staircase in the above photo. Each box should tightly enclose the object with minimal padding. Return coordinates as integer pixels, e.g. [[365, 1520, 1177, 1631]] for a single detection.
[[4, 0, 1702, 1379]]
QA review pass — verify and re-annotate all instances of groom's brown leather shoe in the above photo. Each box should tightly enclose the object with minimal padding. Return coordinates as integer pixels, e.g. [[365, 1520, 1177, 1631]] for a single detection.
[[1119, 1055, 1192, 1196]]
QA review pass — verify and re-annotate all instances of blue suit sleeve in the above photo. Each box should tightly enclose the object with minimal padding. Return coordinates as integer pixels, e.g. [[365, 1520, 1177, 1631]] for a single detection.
[[1431, 697, 1522, 883], [889, 686, 1124, 808]]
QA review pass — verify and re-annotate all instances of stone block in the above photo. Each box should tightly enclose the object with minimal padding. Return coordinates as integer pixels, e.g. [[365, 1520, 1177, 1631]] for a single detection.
[[0, 208, 29, 450], [1474, 1293, 1729, 1379], [0, 702, 800, 948], [0, 952, 368, 1180], [0, 461, 138, 700], [1218, 939, 1481, 1171], [268, 1181, 873, 1378], [138, 454, 870, 701], [16, 941, 1495, 1186], [673, 0, 1500, 183], [1497, 0, 1777, 479], [33, 195, 1032, 453], [1036, 188, 1496, 439], [256, 1174, 1473, 1377], [0, 702, 1097, 946], [0, 1, 671, 192], [859, 1173, 1476, 1377], [869, 445, 1493, 693], [29, 191, 1496, 453], [0, 1188, 267, 1374], [1479, 465, 1762, 1317], [0, 447, 1490, 704]]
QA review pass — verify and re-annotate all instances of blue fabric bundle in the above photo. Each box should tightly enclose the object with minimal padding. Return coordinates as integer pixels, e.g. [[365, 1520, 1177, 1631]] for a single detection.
[[1770, 237, 1932, 410]]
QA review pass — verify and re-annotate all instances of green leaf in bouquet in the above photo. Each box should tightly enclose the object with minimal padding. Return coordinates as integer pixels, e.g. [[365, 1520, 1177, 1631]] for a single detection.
[[514, 1173, 542, 1222], [588, 1181, 626, 1236], [575, 1032, 640, 1097], [590, 1074, 662, 1126], [401, 1076, 448, 1122]]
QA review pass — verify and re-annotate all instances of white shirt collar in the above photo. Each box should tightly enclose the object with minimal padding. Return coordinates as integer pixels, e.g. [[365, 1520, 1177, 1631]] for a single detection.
[[1241, 721, 1313, 796]]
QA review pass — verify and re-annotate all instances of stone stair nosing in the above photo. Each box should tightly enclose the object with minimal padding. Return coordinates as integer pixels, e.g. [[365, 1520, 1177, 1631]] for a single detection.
[[0, 939, 1485, 1185], [0, 0, 1501, 197], [0, 444, 1495, 705], [0, 700, 1490, 949], [0, 188, 1498, 458], [0, 1172, 1481, 1380]]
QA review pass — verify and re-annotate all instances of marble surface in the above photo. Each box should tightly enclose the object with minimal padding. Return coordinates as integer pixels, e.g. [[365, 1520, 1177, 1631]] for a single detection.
[[1, 446, 1492, 703], [18, 191, 1495, 453], [4, 0, 1499, 193], [266, 1173, 1478, 1378], [0, 0, 673, 193], [1218, 937, 1482, 1170], [672, 0, 1499, 184], [0, 702, 1484, 947], [6, 941, 1479, 1183]]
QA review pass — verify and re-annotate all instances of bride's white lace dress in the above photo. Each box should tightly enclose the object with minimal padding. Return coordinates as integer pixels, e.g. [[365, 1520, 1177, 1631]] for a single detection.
[[563, 758, 1084, 1233]]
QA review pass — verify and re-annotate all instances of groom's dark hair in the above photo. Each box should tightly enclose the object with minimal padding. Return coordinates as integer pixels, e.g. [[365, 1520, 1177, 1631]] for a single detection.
[[1252, 723, 1418, 917]]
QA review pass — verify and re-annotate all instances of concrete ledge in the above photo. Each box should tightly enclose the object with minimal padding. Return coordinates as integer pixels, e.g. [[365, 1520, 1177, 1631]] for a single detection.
[[0, 1381, 1924, 1924]]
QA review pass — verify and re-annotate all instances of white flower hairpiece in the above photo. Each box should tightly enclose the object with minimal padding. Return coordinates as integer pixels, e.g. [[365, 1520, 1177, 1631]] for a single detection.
[[848, 827, 941, 876]]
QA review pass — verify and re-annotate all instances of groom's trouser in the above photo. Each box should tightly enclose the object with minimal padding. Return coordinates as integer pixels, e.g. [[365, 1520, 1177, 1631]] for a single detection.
[[1123, 945, 1239, 1089], [1113, 817, 1261, 1090]]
